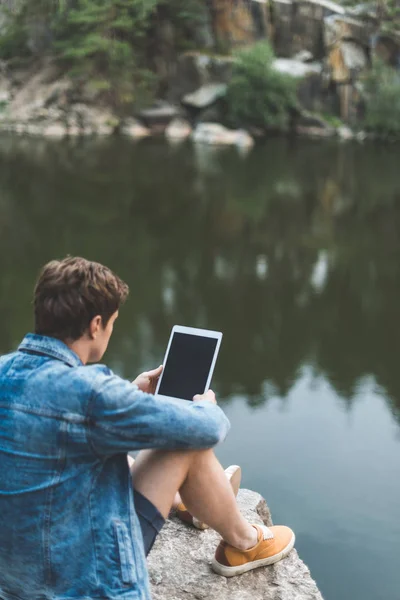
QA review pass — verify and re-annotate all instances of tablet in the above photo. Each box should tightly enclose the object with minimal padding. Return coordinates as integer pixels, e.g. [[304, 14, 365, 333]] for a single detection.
[[155, 325, 222, 402]]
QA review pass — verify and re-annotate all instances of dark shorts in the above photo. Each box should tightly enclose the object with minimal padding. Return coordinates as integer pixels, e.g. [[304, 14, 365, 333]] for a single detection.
[[133, 489, 165, 556]]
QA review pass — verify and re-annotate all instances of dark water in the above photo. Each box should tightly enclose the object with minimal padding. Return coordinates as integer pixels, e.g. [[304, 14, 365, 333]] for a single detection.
[[0, 135, 399, 600]]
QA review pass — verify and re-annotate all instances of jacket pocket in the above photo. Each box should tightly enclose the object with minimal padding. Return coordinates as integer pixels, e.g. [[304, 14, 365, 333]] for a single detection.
[[113, 520, 137, 585]]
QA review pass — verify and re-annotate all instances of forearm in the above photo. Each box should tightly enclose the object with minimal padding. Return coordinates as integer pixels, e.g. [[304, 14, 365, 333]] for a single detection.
[[89, 376, 231, 455]]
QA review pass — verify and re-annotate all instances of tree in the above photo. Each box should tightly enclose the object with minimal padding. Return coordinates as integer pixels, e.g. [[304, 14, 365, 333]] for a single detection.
[[55, 0, 159, 112]]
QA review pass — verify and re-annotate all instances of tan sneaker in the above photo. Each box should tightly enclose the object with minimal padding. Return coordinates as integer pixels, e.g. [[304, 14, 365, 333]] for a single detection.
[[212, 523, 295, 576], [176, 465, 242, 530]]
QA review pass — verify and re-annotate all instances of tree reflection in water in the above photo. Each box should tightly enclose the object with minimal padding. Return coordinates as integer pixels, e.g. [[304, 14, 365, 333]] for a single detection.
[[0, 135, 400, 423]]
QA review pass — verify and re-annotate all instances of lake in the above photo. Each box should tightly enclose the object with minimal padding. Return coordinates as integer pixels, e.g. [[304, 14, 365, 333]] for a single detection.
[[0, 134, 399, 600]]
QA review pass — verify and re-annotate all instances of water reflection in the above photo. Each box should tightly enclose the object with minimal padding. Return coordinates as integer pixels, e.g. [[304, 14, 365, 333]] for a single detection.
[[1, 135, 400, 425]]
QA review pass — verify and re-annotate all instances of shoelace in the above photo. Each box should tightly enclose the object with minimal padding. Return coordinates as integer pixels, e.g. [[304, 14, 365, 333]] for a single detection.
[[259, 524, 274, 540]]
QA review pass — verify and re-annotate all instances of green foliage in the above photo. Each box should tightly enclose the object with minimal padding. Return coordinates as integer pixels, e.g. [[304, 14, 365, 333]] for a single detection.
[[0, 9, 30, 60], [226, 42, 298, 131], [363, 60, 400, 138], [0, 0, 208, 111], [54, 0, 160, 112]]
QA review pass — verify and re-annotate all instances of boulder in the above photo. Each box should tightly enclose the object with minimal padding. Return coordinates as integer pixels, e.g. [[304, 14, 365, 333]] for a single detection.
[[138, 102, 180, 133], [293, 49, 315, 62], [148, 489, 323, 600], [183, 83, 227, 109], [165, 118, 192, 141], [273, 58, 322, 78], [337, 124, 354, 140], [192, 123, 254, 148], [121, 118, 151, 139]]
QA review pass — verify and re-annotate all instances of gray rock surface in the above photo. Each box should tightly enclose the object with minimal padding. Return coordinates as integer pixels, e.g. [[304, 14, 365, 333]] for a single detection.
[[168, 52, 234, 103], [138, 102, 180, 131], [273, 59, 322, 78], [148, 489, 323, 600], [192, 123, 254, 148], [183, 83, 227, 109]]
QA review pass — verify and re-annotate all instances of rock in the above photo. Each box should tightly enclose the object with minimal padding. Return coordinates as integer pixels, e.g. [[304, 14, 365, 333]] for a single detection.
[[296, 125, 336, 138], [373, 31, 400, 67], [273, 59, 326, 113], [42, 122, 66, 138], [63, 104, 117, 136], [7, 61, 71, 122], [293, 50, 315, 62], [272, 0, 345, 58], [211, 0, 271, 49], [138, 102, 179, 132], [337, 124, 354, 140], [165, 118, 192, 140], [273, 59, 322, 78], [295, 113, 336, 137], [355, 129, 367, 142], [196, 104, 224, 125], [168, 52, 234, 103], [326, 39, 367, 121], [324, 13, 375, 49], [0, 72, 11, 105], [183, 83, 227, 109], [148, 489, 323, 600], [236, 129, 255, 149], [121, 118, 151, 139], [193, 123, 254, 148]]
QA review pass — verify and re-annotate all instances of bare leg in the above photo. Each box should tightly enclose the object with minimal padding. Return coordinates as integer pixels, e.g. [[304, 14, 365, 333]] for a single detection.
[[128, 453, 180, 509], [131, 449, 257, 550]]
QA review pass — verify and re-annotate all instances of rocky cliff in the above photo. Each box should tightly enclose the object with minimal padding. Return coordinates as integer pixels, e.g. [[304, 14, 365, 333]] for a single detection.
[[1, 0, 399, 139], [148, 489, 323, 600]]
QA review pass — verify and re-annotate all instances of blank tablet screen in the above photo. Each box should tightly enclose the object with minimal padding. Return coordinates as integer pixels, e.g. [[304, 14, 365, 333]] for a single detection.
[[158, 332, 218, 401]]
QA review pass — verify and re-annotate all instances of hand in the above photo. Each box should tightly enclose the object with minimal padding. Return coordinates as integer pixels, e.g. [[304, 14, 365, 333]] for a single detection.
[[193, 389, 216, 404], [133, 365, 163, 394]]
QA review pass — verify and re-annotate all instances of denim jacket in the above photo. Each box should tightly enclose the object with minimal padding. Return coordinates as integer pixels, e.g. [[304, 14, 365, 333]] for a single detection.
[[0, 334, 230, 600]]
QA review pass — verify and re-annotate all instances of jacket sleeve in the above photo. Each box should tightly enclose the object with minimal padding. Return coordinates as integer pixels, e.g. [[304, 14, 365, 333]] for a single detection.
[[86, 367, 231, 456]]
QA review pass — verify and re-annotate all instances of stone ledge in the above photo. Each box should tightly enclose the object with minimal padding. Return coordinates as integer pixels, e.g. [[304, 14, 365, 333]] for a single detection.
[[148, 489, 323, 600]]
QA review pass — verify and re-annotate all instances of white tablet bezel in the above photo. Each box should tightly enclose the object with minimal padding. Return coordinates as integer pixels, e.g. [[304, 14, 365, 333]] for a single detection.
[[155, 325, 223, 402]]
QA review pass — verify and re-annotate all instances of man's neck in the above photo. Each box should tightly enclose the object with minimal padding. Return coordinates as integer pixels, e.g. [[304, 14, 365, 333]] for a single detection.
[[65, 339, 90, 365]]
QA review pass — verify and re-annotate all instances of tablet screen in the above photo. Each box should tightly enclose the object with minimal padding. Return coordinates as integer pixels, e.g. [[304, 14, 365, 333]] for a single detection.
[[158, 332, 218, 401]]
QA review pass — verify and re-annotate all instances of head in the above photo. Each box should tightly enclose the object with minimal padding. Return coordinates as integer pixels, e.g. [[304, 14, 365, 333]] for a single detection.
[[34, 257, 129, 364]]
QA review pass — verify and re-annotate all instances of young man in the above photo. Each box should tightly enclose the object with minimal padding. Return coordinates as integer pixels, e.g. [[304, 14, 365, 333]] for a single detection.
[[0, 257, 295, 600]]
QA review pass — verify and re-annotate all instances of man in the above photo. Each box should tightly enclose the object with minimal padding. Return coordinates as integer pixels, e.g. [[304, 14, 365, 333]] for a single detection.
[[0, 257, 294, 600]]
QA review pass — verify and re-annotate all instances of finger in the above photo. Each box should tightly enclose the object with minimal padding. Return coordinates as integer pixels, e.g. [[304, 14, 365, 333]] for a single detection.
[[148, 365, 163, 379]]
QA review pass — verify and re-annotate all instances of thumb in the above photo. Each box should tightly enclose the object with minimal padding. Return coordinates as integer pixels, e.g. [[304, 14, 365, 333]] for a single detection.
[[147, 365, 163, 378]]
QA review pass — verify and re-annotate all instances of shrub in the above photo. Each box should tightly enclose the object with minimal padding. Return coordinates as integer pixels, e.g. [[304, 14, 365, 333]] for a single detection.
[[226, 41, 298, 131], [363, 61, 400, 138]]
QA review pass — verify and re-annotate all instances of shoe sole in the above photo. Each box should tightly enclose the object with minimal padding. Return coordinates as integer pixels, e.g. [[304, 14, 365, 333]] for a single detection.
[[193, 466, 242, 530], [211, 532, 296, 577]]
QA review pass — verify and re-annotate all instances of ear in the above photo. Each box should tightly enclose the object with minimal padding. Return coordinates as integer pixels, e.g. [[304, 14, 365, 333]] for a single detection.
[[89, 315, 102, 340]]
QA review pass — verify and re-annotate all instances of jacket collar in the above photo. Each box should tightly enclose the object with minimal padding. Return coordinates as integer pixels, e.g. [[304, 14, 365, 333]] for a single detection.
[[18, 333, 83, 368]]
